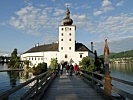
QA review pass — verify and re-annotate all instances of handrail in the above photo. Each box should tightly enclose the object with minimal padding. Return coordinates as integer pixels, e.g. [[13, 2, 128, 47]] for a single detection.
[[0, 69, 24, 72], [0, 70, 56, 100], [79, 70, 133, 100]]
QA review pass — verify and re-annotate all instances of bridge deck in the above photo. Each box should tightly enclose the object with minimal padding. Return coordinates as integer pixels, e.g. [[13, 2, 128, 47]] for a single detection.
[[42, 74, 105, 100]]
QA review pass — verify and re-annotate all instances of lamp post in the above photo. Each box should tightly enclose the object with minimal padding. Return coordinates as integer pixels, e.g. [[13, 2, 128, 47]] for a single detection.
[[104, 39, 112, 96]]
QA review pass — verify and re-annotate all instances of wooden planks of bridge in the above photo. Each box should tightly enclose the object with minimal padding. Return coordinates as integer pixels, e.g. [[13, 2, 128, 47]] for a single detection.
[[42, 74, 105, 100]]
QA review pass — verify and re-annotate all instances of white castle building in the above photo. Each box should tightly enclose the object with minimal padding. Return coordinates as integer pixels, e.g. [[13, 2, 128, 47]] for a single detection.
[[21, 7, 95, 67]]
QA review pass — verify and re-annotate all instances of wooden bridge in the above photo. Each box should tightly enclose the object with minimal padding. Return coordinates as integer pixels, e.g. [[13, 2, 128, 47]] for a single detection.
[[42, 74, 104, 100], [0, 70, 133, 100]]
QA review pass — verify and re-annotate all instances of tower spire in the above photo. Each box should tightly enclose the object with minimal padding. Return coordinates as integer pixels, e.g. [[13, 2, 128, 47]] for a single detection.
[[62, 5, 73, 26]]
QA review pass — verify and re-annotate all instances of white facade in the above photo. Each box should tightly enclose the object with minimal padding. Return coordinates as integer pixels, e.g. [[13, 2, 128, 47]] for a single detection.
[[21, 7, 95, 67]]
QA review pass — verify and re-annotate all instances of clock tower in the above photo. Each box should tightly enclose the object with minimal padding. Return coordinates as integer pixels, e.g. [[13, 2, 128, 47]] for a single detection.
[[59, 7, 76, 61]]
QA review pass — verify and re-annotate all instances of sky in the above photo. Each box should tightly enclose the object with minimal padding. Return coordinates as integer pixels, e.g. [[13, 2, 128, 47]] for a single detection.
[[0, 0, 133, 55]]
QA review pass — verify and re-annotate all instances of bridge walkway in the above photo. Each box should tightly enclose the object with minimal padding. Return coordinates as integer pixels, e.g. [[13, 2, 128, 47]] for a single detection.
[[42, 74, 105, 100]]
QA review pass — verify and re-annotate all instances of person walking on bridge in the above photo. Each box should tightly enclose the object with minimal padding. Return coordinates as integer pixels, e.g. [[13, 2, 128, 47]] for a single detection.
[[74, 63, 79, 75], [70, 63, 74, 76]]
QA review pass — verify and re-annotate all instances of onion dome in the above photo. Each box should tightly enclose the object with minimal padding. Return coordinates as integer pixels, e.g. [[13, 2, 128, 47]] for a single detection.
[[63, 7, 73, 26]]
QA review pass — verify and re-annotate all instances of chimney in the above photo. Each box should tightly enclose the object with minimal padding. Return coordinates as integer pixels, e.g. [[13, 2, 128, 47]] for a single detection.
[[91, 42, 93, 52]]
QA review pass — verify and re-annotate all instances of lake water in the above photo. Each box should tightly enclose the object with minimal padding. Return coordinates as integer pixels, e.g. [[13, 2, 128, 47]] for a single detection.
[[110, 62, 133, 95], [0, 63, 35, 94], [0, 63, 133, 96]]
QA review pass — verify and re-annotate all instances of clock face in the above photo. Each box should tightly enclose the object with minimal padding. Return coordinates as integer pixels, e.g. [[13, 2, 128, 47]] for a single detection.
[[65, 27, 69, 31]]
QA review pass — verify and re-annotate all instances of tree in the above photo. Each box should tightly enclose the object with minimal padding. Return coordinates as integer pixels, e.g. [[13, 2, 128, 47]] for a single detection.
[[50, 58, 58, 69], [8, 48, 22, 69], [94, 50, 104, 73], [11, 48, 17, 59], [79, 57, 95, 72], [32, 62, 47, 75], [24, 60, 31, 69]]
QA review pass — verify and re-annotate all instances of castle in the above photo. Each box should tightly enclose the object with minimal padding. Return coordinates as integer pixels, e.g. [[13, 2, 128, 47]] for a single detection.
[[21, 7, 95, 67]]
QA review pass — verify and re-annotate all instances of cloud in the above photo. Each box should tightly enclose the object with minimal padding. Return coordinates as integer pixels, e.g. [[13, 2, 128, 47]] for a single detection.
[[72, 12, 133, 43], [95, 13, 133, 40], [43, 34, 58, 44], [102, 0, 112, 7], [93, 0, 114, 16], [93, 36, 133, 55], [116, 0, 124, 7], [9, 5, 64, 36], [53, 8, 65, 17], [93, 10, 103, 16]]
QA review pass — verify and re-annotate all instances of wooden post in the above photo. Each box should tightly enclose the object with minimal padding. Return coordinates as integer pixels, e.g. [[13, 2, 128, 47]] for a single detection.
[[104, 39, 112, 96]]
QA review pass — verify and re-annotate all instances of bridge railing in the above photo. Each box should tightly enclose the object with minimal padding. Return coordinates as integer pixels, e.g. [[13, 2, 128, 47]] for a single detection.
[[79, 70, 133, 100], [0, 70, 56, 100]]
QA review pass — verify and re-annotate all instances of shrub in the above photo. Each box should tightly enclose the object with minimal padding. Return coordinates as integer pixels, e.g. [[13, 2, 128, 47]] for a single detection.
[[32, 62, 47, 75], [79, 57, 95, 72]]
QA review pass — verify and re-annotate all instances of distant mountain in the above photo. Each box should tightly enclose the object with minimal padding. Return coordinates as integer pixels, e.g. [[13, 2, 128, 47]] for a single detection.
[[0, 51, 11, 57], [99, 50, 133, 59]]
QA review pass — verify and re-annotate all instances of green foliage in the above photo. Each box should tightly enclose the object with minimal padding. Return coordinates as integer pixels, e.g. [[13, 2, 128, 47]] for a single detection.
[[8, 48, 22, 69], [11, 48, 17, 59], [24, 60, 30, 69], [50, 58, 58, 69], [99, 50, 133, 59], [32, 62, 47, 75], [79, 57, 95, 72]]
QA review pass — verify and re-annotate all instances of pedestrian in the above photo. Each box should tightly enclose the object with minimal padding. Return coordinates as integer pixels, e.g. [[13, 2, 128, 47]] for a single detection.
[[60, 64, 63, 75], [66, 64, 70, 75], [69, 63, 74, 76], [74, 63, 79, 75]]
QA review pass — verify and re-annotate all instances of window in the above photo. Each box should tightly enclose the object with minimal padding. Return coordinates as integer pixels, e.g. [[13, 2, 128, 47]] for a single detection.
[[65, 54, 67, 58], [38, 58, 40, 60], [29, 57, 30, 60], [32, 57, 33, 60], [62, 28, 63, 30], [61, 39, 63, 41], [69, 39, 71, 41], [80, 54, 82, 58], [35, 57, 36, 60], [61, 47, 63, 50], [69, 33, 71, 36], [70, 28, 71, 30], [41, 58, 43, 60], [69, 47, 71, 50], [61, 33, 63, 36]]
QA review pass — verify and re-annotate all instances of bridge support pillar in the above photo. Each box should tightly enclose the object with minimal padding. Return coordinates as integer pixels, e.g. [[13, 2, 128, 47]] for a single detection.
[[104, 75, 112, 96]]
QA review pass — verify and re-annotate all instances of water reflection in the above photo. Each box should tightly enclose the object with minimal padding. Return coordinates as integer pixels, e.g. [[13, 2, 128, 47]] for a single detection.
[[0, 64, 35, 93], [110, 62, 133, 74], [110, 62, 133, 94]]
